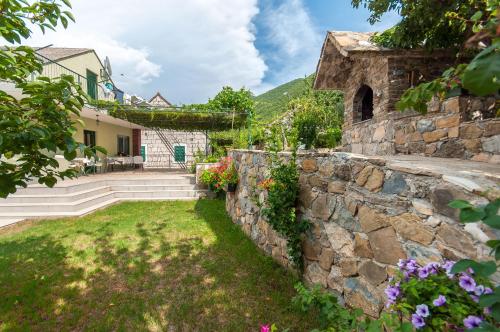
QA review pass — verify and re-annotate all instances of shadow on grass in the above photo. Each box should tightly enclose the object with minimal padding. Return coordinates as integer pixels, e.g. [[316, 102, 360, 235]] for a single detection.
[[0, 199, 316, 331]]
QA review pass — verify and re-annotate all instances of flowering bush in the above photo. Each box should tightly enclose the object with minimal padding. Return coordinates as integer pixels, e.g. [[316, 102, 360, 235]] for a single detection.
[[386, 258, 495, 330], [199, 157, 238, 193], [257, 178, 275, 191]]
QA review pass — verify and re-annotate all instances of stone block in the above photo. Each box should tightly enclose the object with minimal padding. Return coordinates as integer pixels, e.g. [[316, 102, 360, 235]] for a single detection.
[[303, 237, 321, 261], [328, 180, 347, 194], [443, 97, 461, 113], [319, 160, 335, 177], [395, 130, 406, 145], [425, 143, 437, 155], [460, 124, 483, 139], [482, 135, 500, 153], [391, 213, 435, 245], [311, 193, 336, 220], [471, 153, 491, 163], [448, 126, 459, 138], [437, 223, 476, 257], [354, 233, 373, 258], [422, 129, 447, 143], [382, 173, 408, 195], [412, 199, 433, 216], [367, 226, 406, 265], [405, 242, 442, 265], [324, 223, 354, 256], [416, 119, 436, 133], [339, 258, 358, 277], [358, 206, 389, 233], [319, 248, 335, 270], [358, 261, 387, 286], [484, 121, 500, 137], [327, 266, 344, 292], [409, 131, 423, 142], [356, 165, 374, 186], [463, 139, 482, 153], [344, 277, 383, 317], [429, 185, 468, 220], [436, 114, 460, 129], [333, 163, 352, 181], [306, 262, 328, 288], [372, 126, 386, 142], [302, 159, 318, 172], [364, 168, 385, 192], [433, 140, 465, 158], [309, 175, 327, 189]]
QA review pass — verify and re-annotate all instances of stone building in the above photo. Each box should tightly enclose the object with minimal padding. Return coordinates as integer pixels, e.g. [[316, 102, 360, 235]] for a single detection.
[[140, 92, 209, 169], [314, 31, 499, 162]]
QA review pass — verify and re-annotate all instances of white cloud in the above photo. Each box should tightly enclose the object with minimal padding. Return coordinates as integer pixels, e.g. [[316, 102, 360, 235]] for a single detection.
[[259, 0, 323, 85], [27, 0, 267, 104]]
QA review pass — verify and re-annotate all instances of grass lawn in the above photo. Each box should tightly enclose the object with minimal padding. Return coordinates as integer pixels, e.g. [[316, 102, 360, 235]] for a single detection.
[[0, 199, 317, 331]]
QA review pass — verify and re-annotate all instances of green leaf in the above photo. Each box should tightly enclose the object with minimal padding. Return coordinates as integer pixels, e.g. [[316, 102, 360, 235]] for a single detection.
[[451, 259, 497, 277], [491, 303, 500, 322], [471, 11, 483, 22], [448, 199, 474, 209], [460, 207, 486, 223], [63, 149, 77, 161], [479, 293, 500, 308], [462, 43, 500, 96]]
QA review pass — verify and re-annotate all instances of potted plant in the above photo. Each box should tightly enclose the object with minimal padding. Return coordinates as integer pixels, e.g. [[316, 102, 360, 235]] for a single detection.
[[223, 162, 238, 192]]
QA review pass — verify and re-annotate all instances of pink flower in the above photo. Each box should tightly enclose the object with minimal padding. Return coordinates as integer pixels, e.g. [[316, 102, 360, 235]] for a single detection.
[[260, 325, 270, 332]]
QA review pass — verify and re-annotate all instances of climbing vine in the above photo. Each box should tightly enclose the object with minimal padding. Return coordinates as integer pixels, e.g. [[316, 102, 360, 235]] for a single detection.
[[261, 152, 309, 269]]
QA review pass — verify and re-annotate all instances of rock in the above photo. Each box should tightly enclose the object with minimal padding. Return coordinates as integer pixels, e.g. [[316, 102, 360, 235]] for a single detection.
[[302, 159, 318, 173], [319, 248, 335, 270], [309, 175, 327, 189], [484, 121, 500, 137], [364, 168, 385, 192], [464, 223, 490, 243], [303, 237, 321, 261], [358, 206, 389, 233], [346, 199, 358, 216], [339, 258, 358, 277], [333, 163, 352, 181], [463, 139, 481, 153], [434, 140, 466, 158], [429, 185, 467, 220], [395, 130, 406, 145], [422, 129, 447, 143], [425, 215, 442, 228], [367, 226, 407, 265], [425, 143, 437, 155], [327, 266, 344, 292], [460, 124, 483, 139], [412, 199, 433, 215], [391, 213, 435, 245], [405, 242, 442, 265], [436, 114, 460, 129], [356, 166, 374, 186], [328, 180, 347, 194], [448, 126, 459, 138], [358, 261, 387, 286], [333, 203, 361, 232], [409, 131, 423, 142], [299, 186, 318, 210], [471, 153, 491, 163], [482, 135, 500, 153], [319, 160, 335, 177], [382, 173, 408, 195], [416, 119, 436, 133], [354, 233, 374, 258], [323, 223, 354, 256], [437, 244, 465, 261], [442, 175, 483, 193], [344, 278, 383, 317], [443, 97, 460, 113], [408, 141, 426, 154], [311, 193, 336, 220], [306, 262, 328, 288], [372, 126, 386, 142], [437, 223, 476, 257]]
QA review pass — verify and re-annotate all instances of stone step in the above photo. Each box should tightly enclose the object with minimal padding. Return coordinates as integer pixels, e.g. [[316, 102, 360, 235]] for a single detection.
[[1, 186, 111, 204]]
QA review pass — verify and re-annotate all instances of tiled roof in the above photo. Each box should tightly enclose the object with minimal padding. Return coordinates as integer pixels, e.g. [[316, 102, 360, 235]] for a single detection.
[[327, 31, 387, 55], [35, 47, 92, 62]]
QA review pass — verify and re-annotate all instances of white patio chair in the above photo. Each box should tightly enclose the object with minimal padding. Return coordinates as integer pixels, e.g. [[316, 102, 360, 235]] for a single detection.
[[133, 156, 144, 171]]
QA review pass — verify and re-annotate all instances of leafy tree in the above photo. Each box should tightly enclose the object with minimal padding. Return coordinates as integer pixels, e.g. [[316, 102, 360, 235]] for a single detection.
[[0, 0, 101, 198], [207, 86, 254, 115], [352, 0, 499, 113]]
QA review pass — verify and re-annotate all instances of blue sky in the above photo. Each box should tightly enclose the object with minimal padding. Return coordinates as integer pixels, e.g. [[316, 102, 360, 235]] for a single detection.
[[28, 0, 399, 104]]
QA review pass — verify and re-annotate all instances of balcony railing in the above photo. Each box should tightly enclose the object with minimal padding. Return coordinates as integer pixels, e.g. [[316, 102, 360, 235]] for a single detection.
[[29, 52, 116, 102]]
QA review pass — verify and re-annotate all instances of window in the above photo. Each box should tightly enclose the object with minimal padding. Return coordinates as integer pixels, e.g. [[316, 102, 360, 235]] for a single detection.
[[84, 130, 96, 147], [174, 145, 186, 163], [117, 135, 130, 156], [86, 70, 98, 100], [353, 85, 374, 123]]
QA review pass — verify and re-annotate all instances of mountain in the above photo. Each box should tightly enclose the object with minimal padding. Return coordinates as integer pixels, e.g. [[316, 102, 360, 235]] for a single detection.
[[253, 75, 313, 122]]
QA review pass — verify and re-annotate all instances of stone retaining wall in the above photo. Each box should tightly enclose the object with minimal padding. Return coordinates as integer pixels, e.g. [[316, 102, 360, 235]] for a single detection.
[[343, 96, 499, 162], [225, 150, 499, 316]]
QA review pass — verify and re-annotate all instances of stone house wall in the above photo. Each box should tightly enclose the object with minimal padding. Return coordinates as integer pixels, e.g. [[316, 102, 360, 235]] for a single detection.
[[226, 149, 499, 317], [141, 129, 208, 168], [342, 96, 499, 162]]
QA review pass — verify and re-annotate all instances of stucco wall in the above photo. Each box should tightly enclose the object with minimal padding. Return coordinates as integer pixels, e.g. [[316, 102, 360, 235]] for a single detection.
[[74, 115, 134, 157], [226, 150, 499, 317]]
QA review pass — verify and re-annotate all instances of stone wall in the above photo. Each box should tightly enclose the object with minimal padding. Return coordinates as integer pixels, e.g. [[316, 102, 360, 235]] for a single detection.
[[343, 96, 499, 162], [141, 129, 208, 168], [226, 149, 499, 316]]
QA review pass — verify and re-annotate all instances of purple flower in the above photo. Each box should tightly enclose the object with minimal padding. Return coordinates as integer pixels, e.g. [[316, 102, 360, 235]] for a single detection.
[[459, 275, 477, 292], [463, 315, 482, 329], [475, 285, 485, 296], [416, 304, 430, 318], [411, 314, 426, 329], [471, 294, 480, 303], [406, 259, 419, 273], [484, 287, 493, 295], [418, 267, 430, 279], [484, 307, 492, 316], [433, 295, 447, 307], [385, 285, 400, 301], [424, 262, 440, 275], [442, 260, 455, 277], [397, 259, 406, 269]]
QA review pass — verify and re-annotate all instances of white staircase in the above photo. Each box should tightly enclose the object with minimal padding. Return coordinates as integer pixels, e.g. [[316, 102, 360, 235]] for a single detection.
[[0, 173, 208, 228]]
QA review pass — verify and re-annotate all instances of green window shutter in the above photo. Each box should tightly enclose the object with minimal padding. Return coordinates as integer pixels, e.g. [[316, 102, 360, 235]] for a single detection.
[[174, 146, 185, 163], [140, 145, 147, 162], [86, 70, 97, 100]]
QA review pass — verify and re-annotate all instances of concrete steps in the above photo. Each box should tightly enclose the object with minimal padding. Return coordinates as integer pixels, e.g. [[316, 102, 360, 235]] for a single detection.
[[0, 174, 207, 226]]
